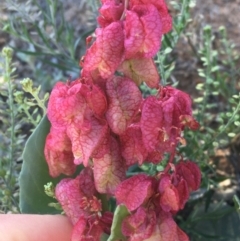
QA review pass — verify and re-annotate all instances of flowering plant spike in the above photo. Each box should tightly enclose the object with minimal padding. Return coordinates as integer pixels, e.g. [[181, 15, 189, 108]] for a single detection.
[[43, 0, 201, 240]]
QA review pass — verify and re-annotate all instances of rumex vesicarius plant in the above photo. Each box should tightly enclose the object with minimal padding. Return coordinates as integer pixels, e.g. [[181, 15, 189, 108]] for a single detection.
[[43, 0, 201, 240]]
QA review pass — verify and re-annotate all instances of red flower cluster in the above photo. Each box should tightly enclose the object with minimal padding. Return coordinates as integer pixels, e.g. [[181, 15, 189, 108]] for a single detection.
[[115, 161, 201, 240], [44, 0, 201, 240], [55, 168, 113, 240]]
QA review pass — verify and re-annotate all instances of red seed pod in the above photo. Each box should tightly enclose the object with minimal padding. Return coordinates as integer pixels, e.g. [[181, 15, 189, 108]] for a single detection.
[[93, 136, 126, 194], [124, 4, 162, 59], [44, 127, 75, 177], [98, 0, 124, 27], [86, 36, 93, 46], [120, 124, 148, 166], [122, 207, 157, 240], [118, 58, 160, 88], [129, 0, 172, 34], [83, 22, 124, 79], [176, 161, 201, 191], [115, 174, 156, 211], [158, 174, 180, 212], [106, 76, 142, 135]]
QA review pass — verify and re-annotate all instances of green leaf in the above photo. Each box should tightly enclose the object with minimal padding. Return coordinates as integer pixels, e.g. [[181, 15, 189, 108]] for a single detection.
[[107, 205, 130, 241], [19, 116, 61, 214], [233, 195, 240, 216], [189, 203, 240, 241]]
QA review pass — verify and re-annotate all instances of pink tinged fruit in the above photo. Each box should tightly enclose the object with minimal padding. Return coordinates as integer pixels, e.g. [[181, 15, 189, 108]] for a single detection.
[[83, 22, 124, 79], [119, 58, 160, 88], [47, 81, 87, 128], [106, 76, 142, 135], [98, 0, 124, 27], [146, 150, 163, 164], [129, 0, 172, 34], [93, 136, 126, 194], [124, 9, 144, 59], [71, 216, 103, 241], [79, 116, 109, 167], [115, 174, 155, 211], [179, 114, 200, 130], [158, 174, 180, 212], [55, 175, 87, 225], [120, 124, 148, 166], [86, 85, 107, 117], [141, 96, 163, 152], [160, 86, 193, 129], [79, 167, 97, 198], [140, 87, 199, 154], [122, 207, 157, 241], [71, 212, 113, 241], [141, 86, 199, 154], [176, 161, 201, 191], [44, 127, 76, 177], [66, 124, 83, 165], [55, 169, 101, 225], [124, 4, 162, 58], [144, 212, 189, 241], [91, 131, 110, 159], [175, 177, 190, 210]]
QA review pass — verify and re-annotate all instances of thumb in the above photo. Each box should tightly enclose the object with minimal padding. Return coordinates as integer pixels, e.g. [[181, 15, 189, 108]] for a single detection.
[[0, 214, 72, 241]]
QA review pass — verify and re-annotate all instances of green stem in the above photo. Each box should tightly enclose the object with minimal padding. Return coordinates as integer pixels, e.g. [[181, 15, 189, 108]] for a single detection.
[[31, 93, 47, 115], [22, 105, 38, 126], [120, 0, 129, 20], [222, 36, 237, 94], [173, 0, 189, 45], [200, 27, 212, 125], [4, 52, 15, 187], [158, 0, 191, 85], [159, 54, 166, 86], [2, 178, 20, 212], [217, 98, 240, 137], [1, 47, 19, 211]]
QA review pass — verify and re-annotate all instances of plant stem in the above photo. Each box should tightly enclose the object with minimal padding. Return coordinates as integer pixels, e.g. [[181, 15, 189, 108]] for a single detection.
[[4, 51, 15, 187], [2, 47, 19, 211], [32, 93, 47, 115], [120, 0, 129, 20], [200, 26, 212, 125]]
